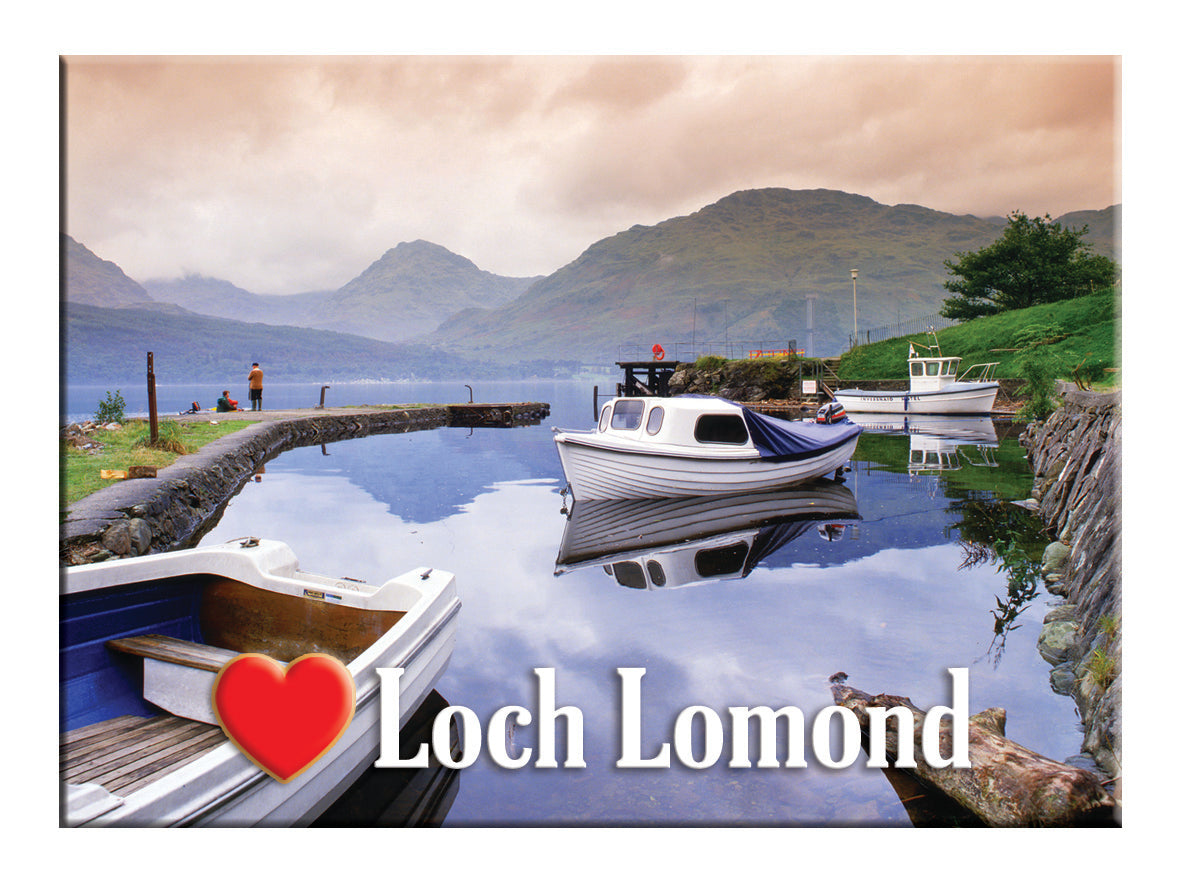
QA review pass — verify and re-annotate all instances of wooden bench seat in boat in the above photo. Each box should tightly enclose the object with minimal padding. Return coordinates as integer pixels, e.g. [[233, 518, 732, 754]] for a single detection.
[[106, 634, 244, 725], [107, 634, 240, 671]]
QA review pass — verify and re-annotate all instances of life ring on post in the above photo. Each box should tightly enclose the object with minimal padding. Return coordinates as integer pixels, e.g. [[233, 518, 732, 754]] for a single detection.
[[652, 343, 665, 361]]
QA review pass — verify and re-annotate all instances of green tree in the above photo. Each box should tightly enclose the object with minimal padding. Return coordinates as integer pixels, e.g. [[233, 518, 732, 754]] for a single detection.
[[940, 212, 1118, 320]]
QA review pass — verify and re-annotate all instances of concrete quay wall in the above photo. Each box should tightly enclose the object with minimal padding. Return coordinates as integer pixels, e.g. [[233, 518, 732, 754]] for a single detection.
[[60, 407, 449, 566]]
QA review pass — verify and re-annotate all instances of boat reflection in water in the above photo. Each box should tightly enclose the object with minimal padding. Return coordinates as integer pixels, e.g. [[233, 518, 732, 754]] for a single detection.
[[845, 414, 1001, 475], [555, 481, 859, 591], [313, 690, 460, 827]]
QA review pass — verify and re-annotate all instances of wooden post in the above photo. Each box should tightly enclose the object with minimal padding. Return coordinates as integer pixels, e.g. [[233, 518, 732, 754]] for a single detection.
[[146, 352, 158, 444], [319, 385, 330, 408]]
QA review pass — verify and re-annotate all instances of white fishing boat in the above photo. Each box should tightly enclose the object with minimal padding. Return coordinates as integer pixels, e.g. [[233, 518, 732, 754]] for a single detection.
[[553, 395, 861, 501], [60, 537, 460, 827], [835, 332, 999, 415]]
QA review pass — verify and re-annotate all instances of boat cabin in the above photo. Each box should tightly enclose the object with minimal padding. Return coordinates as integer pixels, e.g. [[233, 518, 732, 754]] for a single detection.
[[907, 331, 999, 394], [908, 355, 962, 393], [602, 535, 755, 590], [595, 396, 753, 450]]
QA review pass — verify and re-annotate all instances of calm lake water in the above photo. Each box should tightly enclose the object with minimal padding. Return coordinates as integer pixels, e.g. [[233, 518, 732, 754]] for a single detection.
[[68, 380, 1084, 826]]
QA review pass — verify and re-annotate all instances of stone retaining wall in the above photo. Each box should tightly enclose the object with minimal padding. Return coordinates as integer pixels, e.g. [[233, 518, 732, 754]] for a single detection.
[[60, 407, 448, 565], [1020, 388, 1121, 788]]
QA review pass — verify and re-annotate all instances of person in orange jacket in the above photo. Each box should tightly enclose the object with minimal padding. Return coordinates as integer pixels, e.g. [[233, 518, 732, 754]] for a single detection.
[[248, 362, 264, 411]]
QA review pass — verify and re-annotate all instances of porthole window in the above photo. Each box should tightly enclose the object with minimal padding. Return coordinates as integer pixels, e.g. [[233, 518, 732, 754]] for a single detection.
[[646, 560, 666, 587], [611, 561, 647, 589], [694, 543, 749, 577], [598, 404, 611, 432], [646, 406, 665, 435], [610, 399, 645, 430], [694, 413, 749, 444]]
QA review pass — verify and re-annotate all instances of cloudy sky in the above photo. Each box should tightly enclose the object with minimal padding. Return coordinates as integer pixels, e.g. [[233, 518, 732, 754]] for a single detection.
[[62, 54, 1119, 295]]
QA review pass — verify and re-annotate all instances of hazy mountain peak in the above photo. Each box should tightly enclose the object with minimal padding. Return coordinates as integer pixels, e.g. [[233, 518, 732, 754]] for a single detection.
[[62, 233, 155, 308]]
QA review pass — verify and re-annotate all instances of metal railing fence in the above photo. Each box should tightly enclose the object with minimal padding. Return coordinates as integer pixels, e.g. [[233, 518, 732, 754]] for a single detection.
[[847, 313, 957, 350]]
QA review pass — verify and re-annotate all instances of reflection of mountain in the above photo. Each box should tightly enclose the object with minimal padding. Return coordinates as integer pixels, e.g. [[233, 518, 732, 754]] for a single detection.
[[312, 690, 459, 827], [555, 482, 860, 589], [274, 425, 560, 525]]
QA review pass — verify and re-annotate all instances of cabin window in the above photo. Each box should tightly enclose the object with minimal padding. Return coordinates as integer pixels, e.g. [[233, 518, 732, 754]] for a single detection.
[[926, 361, 940, 376], [646, 560, 666, 587], [610, 561, 647, 589], [694, 413, 749, 445], [910, 361, 924, 376], [646, 406, 665, 435], [610, 399, 645, 430], [598, 404, 611, 432], [694, 542, 749, 577]]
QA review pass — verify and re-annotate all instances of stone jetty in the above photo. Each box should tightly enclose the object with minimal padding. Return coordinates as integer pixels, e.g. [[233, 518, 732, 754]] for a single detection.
[[1020, 387, 1120, 793], [60, 403, 549, 566]]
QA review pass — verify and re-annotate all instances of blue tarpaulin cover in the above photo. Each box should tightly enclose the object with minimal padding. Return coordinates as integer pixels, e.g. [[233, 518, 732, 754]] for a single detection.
[[741, 406, 862, 462]]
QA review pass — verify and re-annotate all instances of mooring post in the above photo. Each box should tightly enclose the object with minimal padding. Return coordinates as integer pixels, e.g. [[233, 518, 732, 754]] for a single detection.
[[146, 351, 158, 444], [465, 384, 473, 403], [319, 384, 330, 408]]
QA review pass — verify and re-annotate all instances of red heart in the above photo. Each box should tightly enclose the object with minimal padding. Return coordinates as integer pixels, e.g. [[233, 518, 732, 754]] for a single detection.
[[212, 653, 356, 783]]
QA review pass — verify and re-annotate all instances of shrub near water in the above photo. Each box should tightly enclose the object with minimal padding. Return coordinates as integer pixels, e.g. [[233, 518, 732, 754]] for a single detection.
[[95, 389, 126, 424], [1016, 347, 1059, 422]]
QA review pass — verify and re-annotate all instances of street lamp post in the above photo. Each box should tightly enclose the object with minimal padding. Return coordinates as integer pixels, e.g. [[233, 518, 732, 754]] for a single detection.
[[851, 268, 858, 345]]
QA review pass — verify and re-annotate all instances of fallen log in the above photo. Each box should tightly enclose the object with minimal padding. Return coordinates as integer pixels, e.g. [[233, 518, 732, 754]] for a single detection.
[[829, 672, 1117, 827]]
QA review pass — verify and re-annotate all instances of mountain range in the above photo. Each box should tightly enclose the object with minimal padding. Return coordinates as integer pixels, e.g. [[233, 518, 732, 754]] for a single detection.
[[63, 188, 1119, 383]]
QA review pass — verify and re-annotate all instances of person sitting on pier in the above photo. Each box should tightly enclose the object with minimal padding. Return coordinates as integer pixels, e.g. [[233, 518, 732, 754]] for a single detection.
[[216, 391, 240, 412]]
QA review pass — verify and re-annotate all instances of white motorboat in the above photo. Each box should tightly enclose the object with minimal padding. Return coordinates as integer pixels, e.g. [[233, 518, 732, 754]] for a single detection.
[[835, 332, 999, 415], [60, 538, 460, 827], [552, 395, 861, 501]]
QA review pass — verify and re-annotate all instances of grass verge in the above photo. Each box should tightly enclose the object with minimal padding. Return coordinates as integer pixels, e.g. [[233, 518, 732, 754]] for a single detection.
[[62, 416, 260, 506], [836, 288, 1119, 385]]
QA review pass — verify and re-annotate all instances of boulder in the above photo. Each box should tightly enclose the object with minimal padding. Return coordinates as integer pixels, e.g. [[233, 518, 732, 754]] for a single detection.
[[1038, 620, 1079, 664]]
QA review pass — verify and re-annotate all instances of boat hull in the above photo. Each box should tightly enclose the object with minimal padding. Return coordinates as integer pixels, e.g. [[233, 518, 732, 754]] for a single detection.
[[60, 539, 460, 827], [554, 431, 859, 500], [834, 382, 998, 415]]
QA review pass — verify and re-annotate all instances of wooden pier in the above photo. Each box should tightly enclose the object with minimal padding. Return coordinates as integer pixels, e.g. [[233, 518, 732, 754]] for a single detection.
[[616, 361, 679, 397]]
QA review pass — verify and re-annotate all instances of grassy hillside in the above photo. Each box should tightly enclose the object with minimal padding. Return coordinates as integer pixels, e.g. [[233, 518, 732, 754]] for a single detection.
[[836, 289, 1119, 383]]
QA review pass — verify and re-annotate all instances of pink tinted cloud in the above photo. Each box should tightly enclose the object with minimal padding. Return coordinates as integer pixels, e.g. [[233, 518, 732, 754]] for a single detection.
[[63, 55, 1118, 292]]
